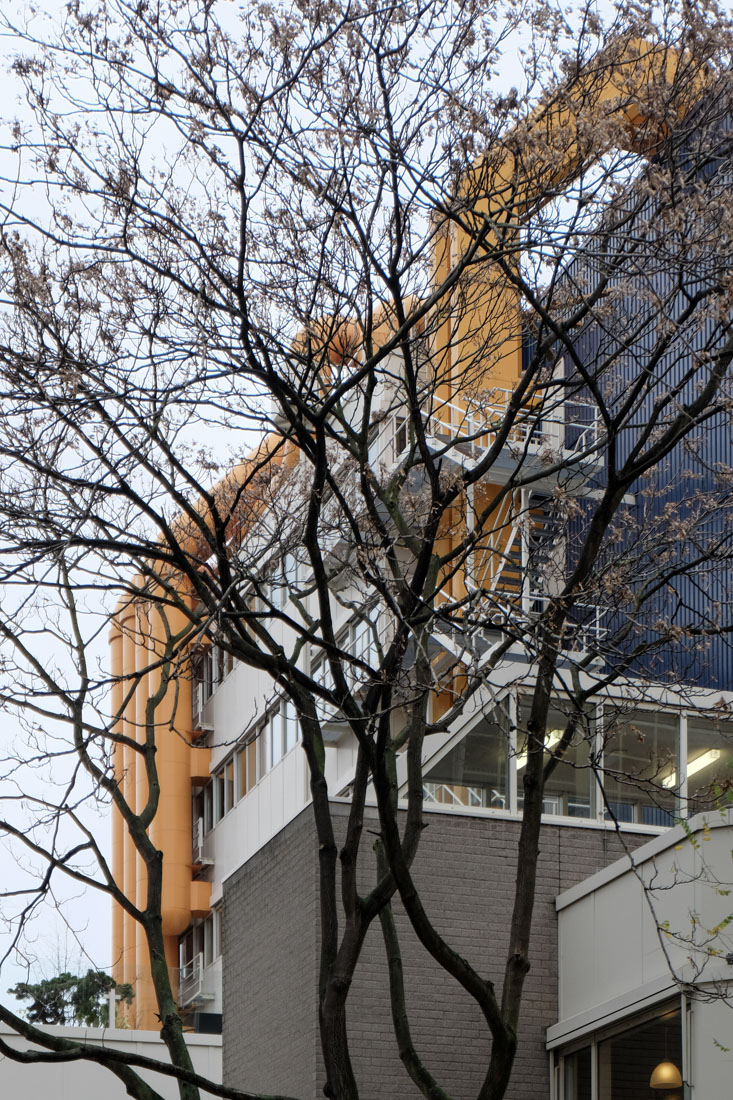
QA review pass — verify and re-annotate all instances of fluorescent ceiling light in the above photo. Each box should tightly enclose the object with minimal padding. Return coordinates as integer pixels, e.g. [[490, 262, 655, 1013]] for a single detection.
[[516, 729, 564, 771], [662, 747, 721, 789]]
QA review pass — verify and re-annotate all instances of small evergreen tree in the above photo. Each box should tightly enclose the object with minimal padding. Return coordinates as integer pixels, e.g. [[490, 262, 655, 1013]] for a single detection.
[[9, 971, 133, 1028]]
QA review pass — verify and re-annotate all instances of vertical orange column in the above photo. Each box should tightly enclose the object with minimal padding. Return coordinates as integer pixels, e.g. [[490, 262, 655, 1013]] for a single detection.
[[134, 601, 158, 1029], [119, 601, 138, 1015], [115, 593, 201, 1029], [149, 598, 199, 1009], [109, 617, 125, 1017], [430, 217, 454, 412]]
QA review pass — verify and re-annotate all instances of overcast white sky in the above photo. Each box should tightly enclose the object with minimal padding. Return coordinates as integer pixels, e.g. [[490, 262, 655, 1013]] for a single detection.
[[0, 0, 115, 998], [0, 0, 635, 1001]]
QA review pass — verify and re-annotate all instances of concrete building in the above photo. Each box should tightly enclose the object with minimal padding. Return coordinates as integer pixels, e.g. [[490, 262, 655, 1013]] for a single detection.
[[108, 50, 733, 1100], [109, 391, 733, 1098], [549, 810, 733, 1099]]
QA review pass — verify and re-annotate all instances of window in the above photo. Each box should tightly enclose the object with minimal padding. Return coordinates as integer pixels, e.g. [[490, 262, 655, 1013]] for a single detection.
[[213, 906, 222, 959], [312, 653, 336, 722], [563, 1047, 591, 1100], [269, 704, 285, 768], [263, 698, 299, 769], [192, 648, 213, 703], [394, 414, 408, 457], [559, 1003, 682, 1100], [192, 643, 235, 711], [283, 551, 303, 599], [312, 605, 382, 706], [236, 735, 260, 799], [211, 758, 236, 822], [224, 759, 234, 814], [270, 564, 286, 609], [349, 608, 380, 689], [418, 698, 730, 827], [685, 715, 733, 815], [203, 916, 214, 968], [423, 707, 509, 811], [203, 908, 222, 968], [203, 782, 213, 833], [284, 697, 298, 753], [182, 911, 222, 977], [517, 700, 595, 818], [262, 551, 306, 610], [179, 924, 202, 971], [221, 648, 235, 678], [209, 696, 301, 827], [179, 928, 193, 970], [601, 710, 678, 826], [193, 787, 211, 849], [214, 769, 225, 824], [563, 1007, 677, 1100]]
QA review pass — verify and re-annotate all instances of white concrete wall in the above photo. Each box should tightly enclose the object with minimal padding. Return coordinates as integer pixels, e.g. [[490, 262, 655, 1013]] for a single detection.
[[207, 658, 273, 772], [553, 810, 733, 1035], [0, 1025, 222, 1099], [688, 993, 733, 1095], [206, 743, 310, 904]]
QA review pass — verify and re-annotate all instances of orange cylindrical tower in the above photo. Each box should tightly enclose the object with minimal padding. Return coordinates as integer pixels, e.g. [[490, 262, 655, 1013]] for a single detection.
[[109, 617, 125, 1016], [148, 598, 200, 1004], [430, 216, 455, 410], [134, 601, 158, 1028], [112, 590, 208, 1030], [119, 600, 138, 1010]]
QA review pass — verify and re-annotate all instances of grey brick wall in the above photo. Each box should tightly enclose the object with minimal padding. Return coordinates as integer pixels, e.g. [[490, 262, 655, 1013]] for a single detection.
[[223, 805, 647, 1099], [222, 808, 319, 1096]]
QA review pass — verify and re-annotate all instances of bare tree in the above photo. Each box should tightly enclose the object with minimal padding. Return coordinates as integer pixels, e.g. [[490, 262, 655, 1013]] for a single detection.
[[0, 1, 732, 1099]]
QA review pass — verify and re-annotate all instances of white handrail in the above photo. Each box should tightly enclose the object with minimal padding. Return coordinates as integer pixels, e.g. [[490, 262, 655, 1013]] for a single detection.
[[178, 952, 203, 1005], [367, 390, 600, 473]]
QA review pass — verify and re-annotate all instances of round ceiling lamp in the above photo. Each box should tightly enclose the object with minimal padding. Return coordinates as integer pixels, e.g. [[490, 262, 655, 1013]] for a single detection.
[[650, 1061, 683, 1089]]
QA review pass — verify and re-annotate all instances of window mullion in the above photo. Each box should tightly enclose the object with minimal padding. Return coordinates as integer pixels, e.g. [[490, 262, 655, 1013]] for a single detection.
[[508, 692, 518, 815], [679, 712, 688, 818], [594, 702, 604, 824]]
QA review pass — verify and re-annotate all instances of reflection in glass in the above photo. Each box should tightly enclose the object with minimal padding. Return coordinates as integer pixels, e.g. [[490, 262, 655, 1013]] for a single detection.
[[686, 716, 733, 815], [597, 1006, 681, 1100], [564, 1046, 591, 1100], [225, 759, 234, 813], [423, 708, 508, 810], [602, 710, 678, 826], [517, 702, 594, 818]]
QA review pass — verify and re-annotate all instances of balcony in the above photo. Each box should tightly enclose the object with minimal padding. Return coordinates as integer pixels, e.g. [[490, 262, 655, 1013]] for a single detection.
[[178, 951, 218, 1010], [367, 389, 600, 476], [192, 816, 214, 868], [178, 953, 203, 1007], [192, 680, 214, 734]]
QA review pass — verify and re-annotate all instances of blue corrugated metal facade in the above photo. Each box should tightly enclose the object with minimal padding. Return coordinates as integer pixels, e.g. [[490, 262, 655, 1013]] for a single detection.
[[543, 92, 733, 688]]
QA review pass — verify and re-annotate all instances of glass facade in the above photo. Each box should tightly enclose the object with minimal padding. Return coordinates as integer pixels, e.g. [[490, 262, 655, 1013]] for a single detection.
[[421, 700, 733, 824], [198, 624, 733, 831], [602, 710, 679, 826], [564, 1046, 591, 1100], [424, 706, 509, 810], [195, 605, 733, 829], [561, 1004, 682, 1100], [517, 702, 595, 818], [686, 715, 733, 815]]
